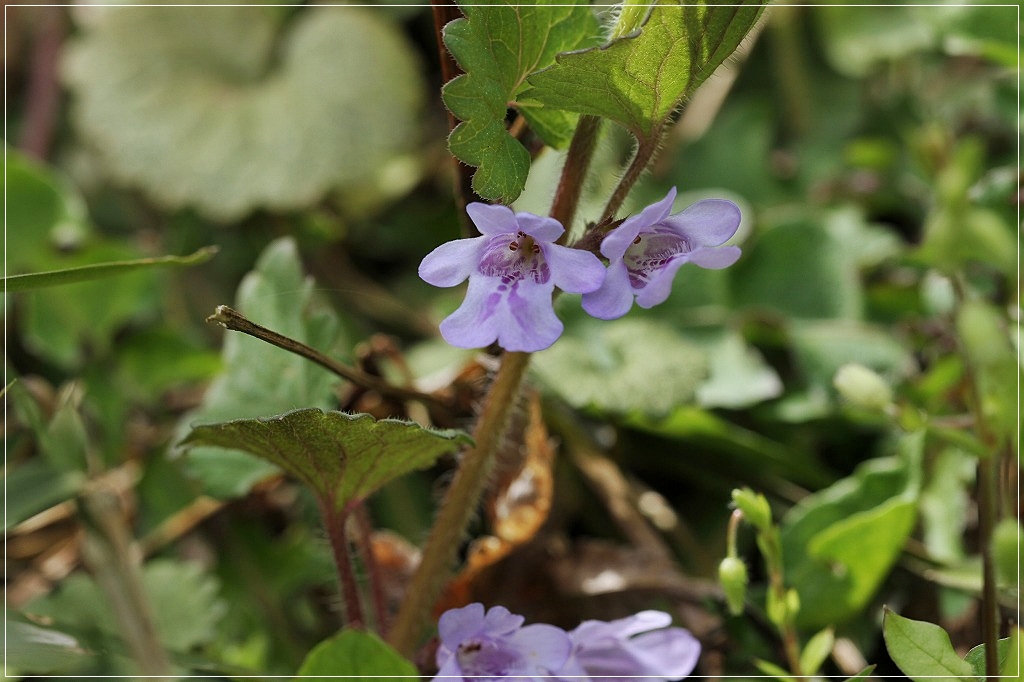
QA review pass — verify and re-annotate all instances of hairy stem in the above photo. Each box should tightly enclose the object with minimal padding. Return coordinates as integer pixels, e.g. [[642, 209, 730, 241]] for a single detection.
[[206, 305, 446, 409], [552, 114, 602, 242], [353, 502, 390, 635], [601, 134, 661, 222], [320, 501, 364, 629], [388, 351, 530, 656]]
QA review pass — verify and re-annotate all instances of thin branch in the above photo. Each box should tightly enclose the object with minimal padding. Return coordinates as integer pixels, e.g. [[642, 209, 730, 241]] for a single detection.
[[206, 305, 447, 409]]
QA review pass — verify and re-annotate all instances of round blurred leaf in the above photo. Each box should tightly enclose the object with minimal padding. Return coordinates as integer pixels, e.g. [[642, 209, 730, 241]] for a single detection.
[[62, 6, 425, 221]]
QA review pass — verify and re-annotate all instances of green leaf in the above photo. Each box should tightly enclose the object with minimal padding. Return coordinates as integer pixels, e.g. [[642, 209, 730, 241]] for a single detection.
[[177, 238, 347, 498], [799, 628, 835, 676], [523, 0, 766, 139], [782, 431, 923, 628], [694, 330, 782, 409], [965, 628, 1021, 678], [532, 317, 708, 417], [441, 0, 599, 202], [296, 628, 417, 679], [843, 665, 877, 680], [25, 559, 226, 655], [181, 408, 472, 511], [5, 617, 95, 674], [882, 609, 975, 681], [753, 658, 796, 681], [62, 6, 425, 221], [3, 246, 217, 293]]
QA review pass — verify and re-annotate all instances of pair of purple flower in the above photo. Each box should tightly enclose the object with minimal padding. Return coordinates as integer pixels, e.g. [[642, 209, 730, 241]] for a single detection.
[[419, 188, 742, 353], [433, 602, 700, 681]]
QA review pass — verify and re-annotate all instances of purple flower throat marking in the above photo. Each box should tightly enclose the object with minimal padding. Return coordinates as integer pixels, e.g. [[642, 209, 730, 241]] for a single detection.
[[623, 229, 692, 289], [478, 231, 551, 288]]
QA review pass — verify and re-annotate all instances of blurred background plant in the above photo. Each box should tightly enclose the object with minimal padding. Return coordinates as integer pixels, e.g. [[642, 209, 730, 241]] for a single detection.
[[4, 2, 1018, 678]]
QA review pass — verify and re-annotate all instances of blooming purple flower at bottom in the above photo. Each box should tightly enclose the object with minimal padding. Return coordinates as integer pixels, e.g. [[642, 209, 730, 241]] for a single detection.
[[419, 203, 605, 353], [582, 188, 742, 320], [434, 603, 573, 681], [556, 610, 701, 682]]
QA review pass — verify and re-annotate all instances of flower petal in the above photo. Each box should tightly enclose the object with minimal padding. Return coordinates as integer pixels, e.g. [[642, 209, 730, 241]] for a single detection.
[[467, 202, 518, 236], [600, 187, 677, 259], [419, 237, 487, 287], [439, 277, 504, 349], [483, 605, 525, 636], [625, 628, 701, 679], [510, 623, 574, 673], [686, 244, 741, 269], [439, 603, 486, 648], [433, 645, 462, 680], [497, 280, 562, 352], [633, 257, 687, 309], [514, 212, 565, 243], [541, 243, 606, 294], [662, 198, 741, 247], [581, 260, 634, 320]]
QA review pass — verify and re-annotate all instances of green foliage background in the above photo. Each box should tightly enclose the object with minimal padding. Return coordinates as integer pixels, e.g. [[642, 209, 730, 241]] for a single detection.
[[5, 2, 1018, 678]]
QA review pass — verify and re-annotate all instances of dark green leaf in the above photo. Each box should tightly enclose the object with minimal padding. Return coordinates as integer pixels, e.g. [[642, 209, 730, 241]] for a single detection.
[[177, 238, 348, 498], [442, 0, 599, 202], [882, 608, 974, 681], [181, 408, 472, 511], [296, 628, 417, 679], [523, 0, 765, 139], [3, 246, 217, 293]]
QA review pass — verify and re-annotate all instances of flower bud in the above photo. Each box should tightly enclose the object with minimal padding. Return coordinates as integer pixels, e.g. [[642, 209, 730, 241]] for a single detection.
[[833, 363, 893, 411], [718, 557, 748, 615], [731, 488, 772, 533]]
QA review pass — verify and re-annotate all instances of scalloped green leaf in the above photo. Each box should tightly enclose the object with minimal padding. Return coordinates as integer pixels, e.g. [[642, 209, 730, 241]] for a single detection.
[[523, 0, 765, 140], [181, 408, 472, 511], [176, 238, 347, 498], [442, 0, 599, 202], [882, 609, 975, 681], [62, 6, 424, 221], [296, 628, 417, 679]]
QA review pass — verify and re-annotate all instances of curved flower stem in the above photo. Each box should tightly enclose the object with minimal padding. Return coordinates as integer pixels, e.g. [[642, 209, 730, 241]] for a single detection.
[[389, 351, 531, 656], [601, 134, 662, 222]]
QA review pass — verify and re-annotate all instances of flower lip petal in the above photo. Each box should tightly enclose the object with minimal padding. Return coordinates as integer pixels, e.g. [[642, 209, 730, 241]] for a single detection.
[[539, 242, 605, 294], [509, 623, 574, 672], [686, 244, 741, 269], [467, 202, 518, 236], [418, 236, 486, 287], [581, 260, 633, 320], [496, 279, 562, 352], [438, 277, 504, 349], [662, 198, 741, 247], [600, 187, 677, 260], [513, 212, 564, 243], [632, 257, 687, 309]]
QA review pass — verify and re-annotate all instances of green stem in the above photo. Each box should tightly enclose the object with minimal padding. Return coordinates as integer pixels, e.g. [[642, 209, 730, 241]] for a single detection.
[[320, 501, 364, 629], [388, 351, 531, 656], [978, 456, 1000, 681], [760, 527, 803, 676]]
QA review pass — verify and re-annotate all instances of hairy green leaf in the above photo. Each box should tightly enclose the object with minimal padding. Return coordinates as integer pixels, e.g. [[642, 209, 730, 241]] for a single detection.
[[442, 0, 599, 202], [523, 0, 765, 139], [177, 238, 347, 498], [181, 408, 471, 511], [296, 628, 417, 679], [882, 609, 974, 681]]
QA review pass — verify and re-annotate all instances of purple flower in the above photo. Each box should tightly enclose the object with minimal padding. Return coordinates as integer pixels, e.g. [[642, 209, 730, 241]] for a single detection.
[[557, 611, 701, 682], [582, 188, 742, 320], [419, 204, 606, 352], [433, 603, 573, 681]]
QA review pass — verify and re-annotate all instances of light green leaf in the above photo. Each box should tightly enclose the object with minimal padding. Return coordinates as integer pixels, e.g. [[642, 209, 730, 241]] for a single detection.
[[180, 408, 472, 511], [532, 318, 708, 417], [296, 628, 417, 679], [3, 246, 217, 293], [62, 6, 425, 221], [441, 0, 599, 202], [882, 609, 975, 681], [5, 617, 94, 675], [523, 0, 765, 139], [783, 431, 923, 628], [919, 447, 974, 564], [753, 658, 796, 681], [177, 238, 347, 498], [965, 628, 1021, 678], [694, 330, 782, 409], [799, 628, 835, 676]]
